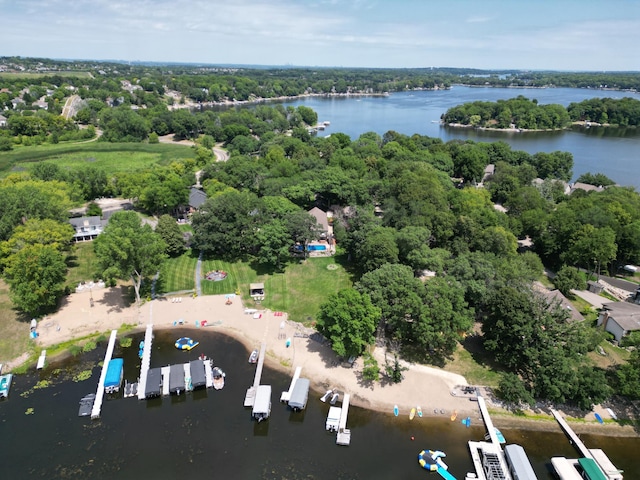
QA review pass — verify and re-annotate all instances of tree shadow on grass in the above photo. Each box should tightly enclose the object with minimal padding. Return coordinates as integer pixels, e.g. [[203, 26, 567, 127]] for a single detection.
[[461, 333, 507, 374]]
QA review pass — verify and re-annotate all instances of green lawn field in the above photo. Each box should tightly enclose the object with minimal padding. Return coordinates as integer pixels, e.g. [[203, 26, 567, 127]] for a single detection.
[[0, 142, 195, 177]]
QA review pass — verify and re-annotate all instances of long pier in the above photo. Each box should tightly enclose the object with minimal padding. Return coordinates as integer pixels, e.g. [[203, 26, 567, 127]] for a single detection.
[[91, 329, 118, 419], [551, 409, 623, 480], [280, 366, 302, 402], [467, 395, 513, 480], [336, 393, 351, 446], [244, 342, 266, 407], [550, 409, 593, 459], [137, 324, 153, 400]]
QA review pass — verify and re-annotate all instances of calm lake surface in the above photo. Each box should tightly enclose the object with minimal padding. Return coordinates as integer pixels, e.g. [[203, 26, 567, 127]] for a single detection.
[[1, 330, 638, 479], [277, 86, 640, 188]]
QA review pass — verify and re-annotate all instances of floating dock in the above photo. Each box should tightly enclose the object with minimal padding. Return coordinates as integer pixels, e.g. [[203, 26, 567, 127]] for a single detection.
[[336, 393, 351, 446], [551, 409, 623, 480], [137, 324, 153, 400], [280, 366, 302, 402], [91, 329, 118, 419], [36, 350, 46, 370], [244, 342, 266, 407]]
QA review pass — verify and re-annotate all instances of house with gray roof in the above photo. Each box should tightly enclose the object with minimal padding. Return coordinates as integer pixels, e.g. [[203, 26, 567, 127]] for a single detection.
[[69, 216, 108, 242], [534, 286, 585, 323], [597, 302, 640, 342]]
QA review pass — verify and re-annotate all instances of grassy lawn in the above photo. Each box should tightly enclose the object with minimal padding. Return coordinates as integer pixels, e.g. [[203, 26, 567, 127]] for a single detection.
[[443, 342, 503, 387], [159, 251, 198, 293], [587, 340, 631, 369], [0, 280, 34, 365], [0, 142, 195, 177], [197, 255, 353, 323], [65, 242, 100, 289]]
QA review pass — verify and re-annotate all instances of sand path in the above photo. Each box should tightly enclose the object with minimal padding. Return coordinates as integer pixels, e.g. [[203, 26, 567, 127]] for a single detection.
[[33, 286, 478, 417]]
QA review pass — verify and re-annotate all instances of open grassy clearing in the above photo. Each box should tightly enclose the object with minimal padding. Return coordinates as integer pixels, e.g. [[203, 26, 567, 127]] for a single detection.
[[443, 342, 503, 387], [587, 340, 631, 369], [159, 252, 198, 293], [65, 242, 100, 289], [196, 255, 352, 322], [0, 142, 195, 177]]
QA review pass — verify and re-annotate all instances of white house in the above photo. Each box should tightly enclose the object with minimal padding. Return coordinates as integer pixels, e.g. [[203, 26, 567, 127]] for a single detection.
[[597, 302, 640, 342]]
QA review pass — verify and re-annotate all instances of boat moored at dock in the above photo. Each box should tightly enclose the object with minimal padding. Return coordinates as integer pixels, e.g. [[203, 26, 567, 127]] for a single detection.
[[252, 385, 272, 422], [0, 373, 13, 399], [104, 358, 124, 394]]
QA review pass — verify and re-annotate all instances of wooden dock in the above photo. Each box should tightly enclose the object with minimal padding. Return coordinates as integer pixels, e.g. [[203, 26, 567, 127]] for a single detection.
[[204, 359, 213, 388], [137, 324, 153, 400], [280, 366, 301, 402], [183, 362, 192, 391], [91, 330, 118, 419], [551, 409, 623, 480], [161, 366, 170, 396], [244, 342, 266, 407], [469, 395, 513, 480], [336, 393, 351, 446]]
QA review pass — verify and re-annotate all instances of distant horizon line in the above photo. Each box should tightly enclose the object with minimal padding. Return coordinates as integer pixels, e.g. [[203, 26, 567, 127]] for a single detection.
[[2, 55, 639, 74]]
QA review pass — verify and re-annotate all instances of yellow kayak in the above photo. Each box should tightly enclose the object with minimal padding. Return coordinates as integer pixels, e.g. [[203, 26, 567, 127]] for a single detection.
[[410, 407, 416, 420], [450, 410, 458, 421]]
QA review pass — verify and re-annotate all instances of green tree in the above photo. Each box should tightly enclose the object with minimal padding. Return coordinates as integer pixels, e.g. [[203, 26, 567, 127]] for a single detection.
[[4, 244, 67, 315], [317, 289, 380, 359], [155, 214, 186, 257], [253, 219, 291, 270], [553, 266, 587, 295], [0, 218, 73, 269], [94, 211, 167, 304]]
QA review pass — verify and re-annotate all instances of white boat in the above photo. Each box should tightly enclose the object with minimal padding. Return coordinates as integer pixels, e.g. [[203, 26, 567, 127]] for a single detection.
[[248, 349, 258, 364], [212, 367, 225, 390], [320, 389, 333, 402]]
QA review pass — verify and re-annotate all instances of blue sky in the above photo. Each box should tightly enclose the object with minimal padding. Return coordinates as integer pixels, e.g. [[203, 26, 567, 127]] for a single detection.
[[2, 0, 639, 70]]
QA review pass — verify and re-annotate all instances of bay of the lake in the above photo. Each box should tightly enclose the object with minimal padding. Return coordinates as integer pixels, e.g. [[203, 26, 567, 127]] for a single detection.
[[274, 86, 640, 188], [1, 330, 638, 479]]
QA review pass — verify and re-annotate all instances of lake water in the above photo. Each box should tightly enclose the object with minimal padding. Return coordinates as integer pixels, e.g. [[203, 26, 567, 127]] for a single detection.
[[277, 86, 640, 188], [1, 330, 638, 479]]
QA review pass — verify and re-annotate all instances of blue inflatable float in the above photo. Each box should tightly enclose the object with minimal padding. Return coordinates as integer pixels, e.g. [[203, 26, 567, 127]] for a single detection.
[[175, 337, 199, 351]]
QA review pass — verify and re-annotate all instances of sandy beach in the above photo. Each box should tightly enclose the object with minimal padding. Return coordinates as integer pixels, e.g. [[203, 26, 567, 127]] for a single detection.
[[22, 285, 638, 436]]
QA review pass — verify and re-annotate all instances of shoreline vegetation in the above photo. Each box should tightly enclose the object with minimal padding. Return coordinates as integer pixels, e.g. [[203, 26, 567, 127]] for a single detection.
[[5, 288, 638, 438]]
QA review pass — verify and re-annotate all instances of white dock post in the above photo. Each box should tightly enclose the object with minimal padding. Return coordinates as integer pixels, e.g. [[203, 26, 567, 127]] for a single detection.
[[137, 324, 153, 400], [91, 330, 118, 419]]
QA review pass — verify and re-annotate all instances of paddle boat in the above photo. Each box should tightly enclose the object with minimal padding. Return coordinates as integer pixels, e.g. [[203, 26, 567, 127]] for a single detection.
[[417, 406, 423, 418], [393, 405, 399, 416], [320, 389, 333, 402], [175, 337, 199, 351], [484, 427, 506, 443], [0, 373, 13, 399], [417, 449, 448, 472], [212, 366, 225, 390]]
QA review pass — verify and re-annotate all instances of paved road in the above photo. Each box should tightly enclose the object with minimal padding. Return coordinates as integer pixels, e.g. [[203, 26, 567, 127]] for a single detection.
[[597, 273, 638, 293]]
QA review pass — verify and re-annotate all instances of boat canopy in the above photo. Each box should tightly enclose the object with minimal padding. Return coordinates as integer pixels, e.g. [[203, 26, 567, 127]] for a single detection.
[[145, 367, 162, 398], [104, 358, 124, 388], [252, 385, 272, 416], [189, 359, 207, 389], [288, 378, 310, 411], [504, 444, 538, 480], [169, 364, 185, 394]]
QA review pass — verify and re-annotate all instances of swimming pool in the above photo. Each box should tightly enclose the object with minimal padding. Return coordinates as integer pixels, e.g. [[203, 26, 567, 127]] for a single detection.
[[307, 244, 327, 251]]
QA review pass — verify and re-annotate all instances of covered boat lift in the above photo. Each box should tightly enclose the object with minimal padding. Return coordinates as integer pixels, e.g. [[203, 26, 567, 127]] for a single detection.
[[169, 364, 185, 395], [145, 367, 162, 398], [252, 385, 272, 422], [288, 378, 310, 411], [504, 444, 538, 480], [189, 359, 207, 389]]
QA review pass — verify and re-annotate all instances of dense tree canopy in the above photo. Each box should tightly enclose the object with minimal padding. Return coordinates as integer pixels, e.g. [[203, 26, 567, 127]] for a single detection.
[[94, 211, 167, 304]]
